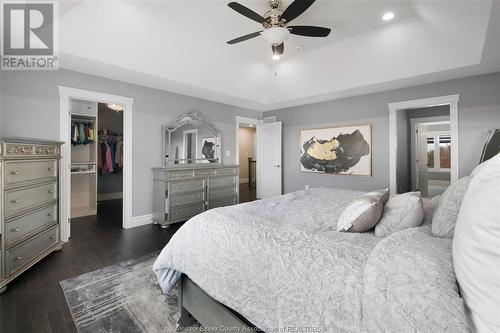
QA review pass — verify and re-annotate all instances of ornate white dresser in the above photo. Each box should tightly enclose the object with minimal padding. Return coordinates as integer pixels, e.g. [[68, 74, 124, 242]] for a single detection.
[[152, 165, 239, 228], [0, 138, 63, 293]]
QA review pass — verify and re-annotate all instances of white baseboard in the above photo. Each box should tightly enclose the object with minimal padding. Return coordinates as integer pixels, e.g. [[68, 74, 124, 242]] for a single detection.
[[125, 213, 153, 229], [239, 178, 249, 184], [97, 192, 123, 201]]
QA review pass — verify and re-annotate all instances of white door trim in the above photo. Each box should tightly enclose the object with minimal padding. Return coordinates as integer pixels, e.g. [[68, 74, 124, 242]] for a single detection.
[[388, 94, 459, 195], [58, 86, 134, 242]]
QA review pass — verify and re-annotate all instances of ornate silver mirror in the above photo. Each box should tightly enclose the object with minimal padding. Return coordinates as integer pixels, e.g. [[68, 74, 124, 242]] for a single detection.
[[163, 111, 222, 167]]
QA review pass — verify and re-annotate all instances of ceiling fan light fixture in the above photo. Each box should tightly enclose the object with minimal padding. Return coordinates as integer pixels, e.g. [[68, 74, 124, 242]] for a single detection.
[[272, 54, 280, 60], [382, 12, 395, 21], [262, 27, 290, 45]]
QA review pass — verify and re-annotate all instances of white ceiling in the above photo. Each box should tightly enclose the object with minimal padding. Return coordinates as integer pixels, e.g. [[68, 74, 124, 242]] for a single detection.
[[58, 0, 500, 111]]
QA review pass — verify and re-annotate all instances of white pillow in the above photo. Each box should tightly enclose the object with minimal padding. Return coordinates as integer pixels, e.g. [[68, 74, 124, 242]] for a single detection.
[[337, 189, 389, 232], [375, 192, 423, 238], [453, 153, 500, 332]]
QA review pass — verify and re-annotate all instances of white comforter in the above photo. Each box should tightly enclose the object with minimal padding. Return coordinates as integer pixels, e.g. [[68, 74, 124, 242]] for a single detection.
[[153, 187, 469, 332]]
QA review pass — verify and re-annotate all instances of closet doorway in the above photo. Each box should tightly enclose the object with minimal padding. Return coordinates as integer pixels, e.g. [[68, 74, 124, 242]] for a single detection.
[[69, 101, 124, 222], [96, 103, 124, 218], [59, 87, 133, 241]]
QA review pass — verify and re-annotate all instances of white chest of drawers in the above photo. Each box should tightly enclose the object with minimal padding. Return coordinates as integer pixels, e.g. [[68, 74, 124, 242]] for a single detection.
[[0, 138, 63, 294], [152, 165, 239, 228]]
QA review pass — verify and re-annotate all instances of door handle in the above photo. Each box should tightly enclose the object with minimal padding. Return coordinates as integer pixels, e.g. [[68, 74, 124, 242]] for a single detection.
[[275, 164, 281, 168]]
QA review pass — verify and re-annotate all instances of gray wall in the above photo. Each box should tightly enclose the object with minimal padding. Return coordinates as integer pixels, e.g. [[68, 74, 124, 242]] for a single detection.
[[0, 69, 260, 216], [264, 72, 500, 194]]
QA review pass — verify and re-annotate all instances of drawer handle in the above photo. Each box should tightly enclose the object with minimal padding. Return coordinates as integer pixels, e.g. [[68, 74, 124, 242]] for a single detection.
[[11, 228, 20, 233], [12, 199, 20, 204], [48, 212, 54, 217], [47, 167, 54, 171], [48, 190, 55, 194], [15, 256, 22, 261], [11, 170, 19, 175], [175, 185, 180, 189], [50, 235, 56, 240], [197, 195, 201, 198]]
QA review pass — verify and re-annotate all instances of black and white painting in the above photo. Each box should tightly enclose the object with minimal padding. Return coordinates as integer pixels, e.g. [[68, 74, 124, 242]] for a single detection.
[[201, 137, 217, 163], [300, 125, 371, 176]]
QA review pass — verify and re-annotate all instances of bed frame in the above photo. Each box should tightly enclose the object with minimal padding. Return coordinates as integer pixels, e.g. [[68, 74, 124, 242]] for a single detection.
[[177, 275, 259, 332]]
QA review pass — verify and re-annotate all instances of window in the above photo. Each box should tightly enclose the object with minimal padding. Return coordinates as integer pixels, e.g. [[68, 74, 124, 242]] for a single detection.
[[427, 137, 435, 168], [426, 133, 451, 170], [439, 136, 451, 169]]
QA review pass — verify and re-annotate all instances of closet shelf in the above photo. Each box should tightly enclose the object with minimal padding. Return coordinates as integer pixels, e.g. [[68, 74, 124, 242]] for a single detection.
[[72, 162, 97, 165], [71, 170, 97, 175], [71, 113, 97, 119]]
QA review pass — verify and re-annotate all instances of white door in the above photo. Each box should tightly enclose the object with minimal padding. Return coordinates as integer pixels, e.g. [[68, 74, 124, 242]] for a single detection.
[[256, 122, 282, 198], [416, 123, 429, 197]]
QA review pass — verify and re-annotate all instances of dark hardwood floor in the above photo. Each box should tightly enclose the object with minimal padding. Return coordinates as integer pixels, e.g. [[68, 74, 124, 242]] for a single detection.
[[239, 183, 257, 203], [0, 199, 181, 333]]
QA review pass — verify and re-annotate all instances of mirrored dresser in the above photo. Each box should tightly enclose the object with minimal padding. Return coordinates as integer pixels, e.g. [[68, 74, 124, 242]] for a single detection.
[[152, 111, 239, 228], [0, 138, 63, 294]]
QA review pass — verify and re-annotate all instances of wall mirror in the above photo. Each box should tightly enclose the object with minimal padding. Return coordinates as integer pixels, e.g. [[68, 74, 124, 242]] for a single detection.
[[163, 111, 222, 167]]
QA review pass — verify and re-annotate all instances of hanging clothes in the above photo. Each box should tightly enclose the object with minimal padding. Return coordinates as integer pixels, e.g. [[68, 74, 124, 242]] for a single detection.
[[98, 132, 123, 176], [71, 120, 95, 145]]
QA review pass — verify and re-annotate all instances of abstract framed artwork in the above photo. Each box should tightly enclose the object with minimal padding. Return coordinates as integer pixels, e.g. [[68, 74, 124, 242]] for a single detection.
[[300, 124, 372, 176]]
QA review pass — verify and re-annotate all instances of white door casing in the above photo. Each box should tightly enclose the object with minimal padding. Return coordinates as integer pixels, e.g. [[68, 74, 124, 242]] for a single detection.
[[256, 121, 282, 198], [58, 86, 134, 242], [388, 94, 459, 195]]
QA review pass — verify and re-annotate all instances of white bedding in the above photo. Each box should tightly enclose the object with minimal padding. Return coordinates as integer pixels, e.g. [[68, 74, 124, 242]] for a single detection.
[[153, 187, 469, 332]]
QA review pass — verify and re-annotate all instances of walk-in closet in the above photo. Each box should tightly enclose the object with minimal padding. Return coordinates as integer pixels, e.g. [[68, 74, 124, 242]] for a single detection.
[[70, 99, 124, 221]]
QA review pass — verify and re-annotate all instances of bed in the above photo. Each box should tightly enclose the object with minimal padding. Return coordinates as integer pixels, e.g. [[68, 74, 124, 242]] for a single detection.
[[153, 187, 470, 332]]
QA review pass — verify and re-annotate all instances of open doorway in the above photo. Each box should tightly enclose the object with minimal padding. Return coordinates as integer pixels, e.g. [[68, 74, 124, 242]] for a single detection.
[[238, 123, 257, 203], [389, 94, 459, 197], [59, 86, 133, 241], [96, 103, 124, 222], [69, 100, 124, 224], [395, 104, 452, 198]]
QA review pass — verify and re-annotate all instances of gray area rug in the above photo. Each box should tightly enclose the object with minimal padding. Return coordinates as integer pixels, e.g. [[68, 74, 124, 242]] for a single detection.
[[60, 252, 184, 332]]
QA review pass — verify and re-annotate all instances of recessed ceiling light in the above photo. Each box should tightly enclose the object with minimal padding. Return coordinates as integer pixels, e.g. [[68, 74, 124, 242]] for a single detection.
[[382, 12, 395, 21], [272, 54, 280, 61]]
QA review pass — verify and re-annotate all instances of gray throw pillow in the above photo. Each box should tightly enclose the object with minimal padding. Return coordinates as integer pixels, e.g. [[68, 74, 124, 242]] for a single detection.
[[431, 176, 471, 238], [338, 189, 389, 232], [375, 192, 423, 237], [423, 195, 441, 226]]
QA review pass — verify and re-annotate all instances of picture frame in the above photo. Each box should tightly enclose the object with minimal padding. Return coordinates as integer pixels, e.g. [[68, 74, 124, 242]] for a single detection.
[[299, 124, 372, 176]]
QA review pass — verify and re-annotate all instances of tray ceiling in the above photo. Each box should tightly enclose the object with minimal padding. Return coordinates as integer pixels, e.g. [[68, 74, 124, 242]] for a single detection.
[[58, 0, 500, 111]]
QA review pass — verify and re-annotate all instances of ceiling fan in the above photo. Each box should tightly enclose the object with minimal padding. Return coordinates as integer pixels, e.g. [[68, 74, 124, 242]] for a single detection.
[[227, 0, 331, 59]]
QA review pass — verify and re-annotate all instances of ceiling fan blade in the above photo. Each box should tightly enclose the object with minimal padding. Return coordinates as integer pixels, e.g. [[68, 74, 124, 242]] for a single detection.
[[289, 25, 331, 37], [228, 2, 264, 24], [281, 0, 316, 23], [227, 31, 262, 44], [272, 43, 284, 55]]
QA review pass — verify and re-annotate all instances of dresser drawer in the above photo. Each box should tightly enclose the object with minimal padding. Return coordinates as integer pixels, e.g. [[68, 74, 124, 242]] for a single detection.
[[170, 191, 205, 207], [170, 180, 205, 194], [7, 226, 58, 276], [209, 187, 237, 200], [169, 203, 204, 222], [5, 182, 57, 218], [209, 197, 237, 209], [5, 160, 57, 185], [5, 205, 57, 247], [209, 176, 236, 188]]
